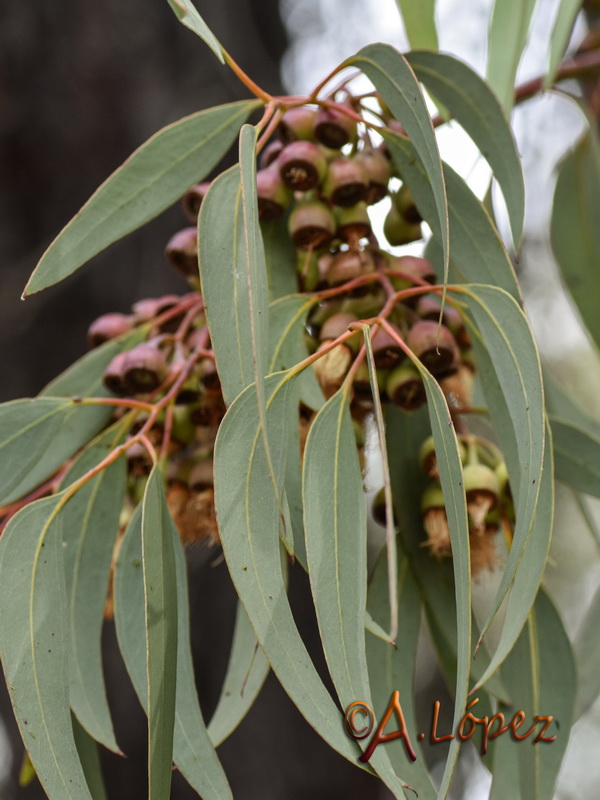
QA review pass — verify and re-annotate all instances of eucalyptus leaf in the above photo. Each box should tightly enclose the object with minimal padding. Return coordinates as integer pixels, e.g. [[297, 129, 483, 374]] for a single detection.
[[114, 504, 232, 799], [165, 0, 224, 62], [25, 100, 259, 295], [207, 601, 270, 747], [486, 0, 537, 114], [383, 136, 520, 302], [59, 424, 127, 752], [262, 215, 298, 301], [73, 715, 108, 800], [406, 50, 525, 245], [347, 43, 449, 278], [551, 128, 600, 351], [0, 495, 93, 800], [574, 582, 600, 717], [0, 397, 111, 506], [545, 0, 582, 88], [550, 416, 600, 498], [367, 547, 437, 799], [395, 0, 438, 50]]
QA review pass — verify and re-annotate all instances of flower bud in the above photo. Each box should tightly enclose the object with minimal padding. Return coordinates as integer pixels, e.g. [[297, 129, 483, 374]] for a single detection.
[[165, 227, 198, 277], [122, 343, 169, 395], [288, 200, 336, 250], [321, 157, 368, 207], [181, 182, 211, 222], [87, 313, 133, 348], [278, 141, 328, 191], [407, 320, 459, 377], [386, 361, 426, 409], [313, 105, 358, 149]]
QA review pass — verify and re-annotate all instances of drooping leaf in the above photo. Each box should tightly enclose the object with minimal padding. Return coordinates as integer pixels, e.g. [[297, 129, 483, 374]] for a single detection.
[[0, 495, 93, 800], [0, 397, 112, 506], [207, 601, 270, 747], [165, 0, 224, 62], [25, 100, 259, 295], [486, 0, 537, 114], [550, 416, 600, 498], [490, 589, 576, 800], [214, 371, 375, 770], [406, 50, 525, 245], [114, 503, 231, 799], [384, 135, 521, 302], [574, 582, 600, 717], [394, 0, 438, 50], [142, 467, 178, 800], [471, 423, 554, 692], [347, 44, 449, 279], [545, 0, 583, 88], [542, 363, 600, 437], [199, 130, 270, 411], [456, 285, 544, 644], [551, 129, 600, 351], [59, 424, 127, 752], [302, 386, 411, 795], [367, 547, 437, 799], [73, 715, 108, 800]]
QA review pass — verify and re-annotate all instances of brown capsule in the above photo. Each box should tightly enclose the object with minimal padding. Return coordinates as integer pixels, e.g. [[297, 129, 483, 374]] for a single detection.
[[131, 295, 180, 324], [319, 312, 358, 342], [321, 157, 368, 207], [256, 166, 292, 221], [279, 106, 317, 143], [313, 105, 358, 149], [127, 442, 153, 477], [278, 140, 328, 191], [334, 202, 372, 242], [386, 361, 427, 410], [355, 148, 392, 204], [312, 341, 353, 396], [407, 320, 459, 378], [383, 204, 421, 246], [87, 313, 133, 349], [259, 139, 284, 169], [393, 184, 422, 224], [188, 459, 214, 492], [165, 227, 198, 277], [122, 343, 169, 395], [181, 182, 211, 223], [326, 249, 375, 287], [421, 484, 451, 558], [415, 296, 468, 344], [371, 324, 406, 369], [103, 351, 129, 395], [288, 200, 336, 250]]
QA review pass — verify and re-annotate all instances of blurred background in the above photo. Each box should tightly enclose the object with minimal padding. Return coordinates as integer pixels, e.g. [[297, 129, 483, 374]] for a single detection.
[[1, 0, 600, 797]]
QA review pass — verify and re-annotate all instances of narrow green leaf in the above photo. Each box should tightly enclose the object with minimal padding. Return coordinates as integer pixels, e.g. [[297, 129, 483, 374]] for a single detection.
[[545, 0, 582, 87], [551, 129, 600, 351], [543, 363, 600, 437], [404, 344, 471, 799], [302, 387, 411, 795], [490, 589, 576, 800], [25, 100, 259, 295], [59, 425, 127, 752], [550, 416, 600, 498], [0, 495, 93, 800], [367, 547, 437, 799], [347, 44, 449, 279], [165, 0, 224, 62], [114, 503, 232, 799], [72, 715, 108, 800], [0, 397, 109, 506], [214, 372, 373, 769], [142, 467, 178, 800], [262, 215, 298, 301], [457, 285, 544, 643], [395, 0, 438, 50], [207, 601, 270, 747], [486, 0, 537, 114], [384, 135, 521, 302], [575, 582, 600, 717], [471, 424, 554, 692], [406, 50, 525, 245]]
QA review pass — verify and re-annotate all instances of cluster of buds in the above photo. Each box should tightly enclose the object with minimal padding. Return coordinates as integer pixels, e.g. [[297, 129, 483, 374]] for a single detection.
[[419, 435, 513, 575]]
